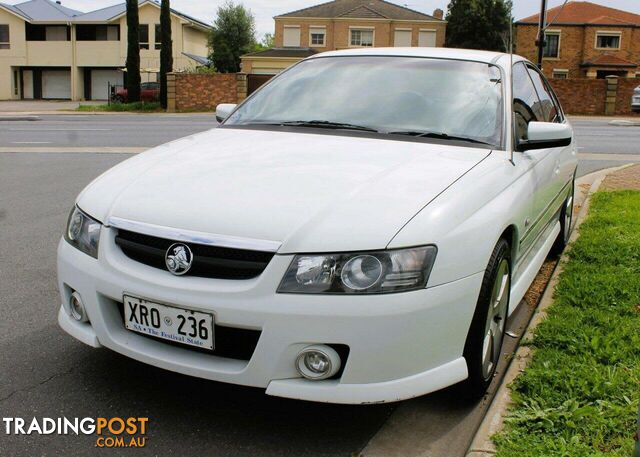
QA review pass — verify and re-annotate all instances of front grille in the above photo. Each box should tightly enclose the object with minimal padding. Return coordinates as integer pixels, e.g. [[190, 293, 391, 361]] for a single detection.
[[116, 302, 261, 361], [115, 229, 274, 279]]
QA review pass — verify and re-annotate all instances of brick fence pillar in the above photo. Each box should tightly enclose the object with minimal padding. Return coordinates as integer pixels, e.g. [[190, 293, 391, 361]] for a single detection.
[[236, 73, 248, 102], [605, 76, 618, 116], [166, 72, 177, 113]]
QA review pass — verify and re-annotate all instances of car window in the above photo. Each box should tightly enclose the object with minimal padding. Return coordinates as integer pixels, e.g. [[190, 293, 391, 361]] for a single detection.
[[225, 56, 504, 148], [512, 62, 542, 142], [526, 65, 561, 123]]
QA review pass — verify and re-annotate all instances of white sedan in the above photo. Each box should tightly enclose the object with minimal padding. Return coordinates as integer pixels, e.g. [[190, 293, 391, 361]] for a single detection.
[[58, 48, 577, 404]]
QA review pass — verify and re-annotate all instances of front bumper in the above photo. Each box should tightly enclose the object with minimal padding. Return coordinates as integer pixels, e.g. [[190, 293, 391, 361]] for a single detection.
[[57, 229, 483, 404]]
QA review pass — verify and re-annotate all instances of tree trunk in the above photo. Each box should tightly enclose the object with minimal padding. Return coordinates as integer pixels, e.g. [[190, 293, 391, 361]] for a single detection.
[[125, 0, 141, 102], [160, 0, 173, 109]]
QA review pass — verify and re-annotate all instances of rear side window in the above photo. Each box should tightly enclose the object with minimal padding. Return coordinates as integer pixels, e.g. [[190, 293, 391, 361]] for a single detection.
[[526, 65, 562, 123], [512, 62, 542, 141]]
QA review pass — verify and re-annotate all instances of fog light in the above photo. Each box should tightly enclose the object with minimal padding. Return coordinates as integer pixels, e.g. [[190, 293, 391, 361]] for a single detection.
[[295, 345, 341, 380], [69, 291, 88, 322]]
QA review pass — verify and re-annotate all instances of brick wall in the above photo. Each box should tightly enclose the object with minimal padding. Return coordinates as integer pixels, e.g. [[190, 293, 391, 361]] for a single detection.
[[172, 73, 238, 112], [616, 79, 639, 115], [548, 78, 639, 116], [549, 79, 607, 115]]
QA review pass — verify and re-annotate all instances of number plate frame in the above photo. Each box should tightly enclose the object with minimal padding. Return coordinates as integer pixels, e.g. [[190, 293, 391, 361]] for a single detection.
[[123, 295, 215, 350]]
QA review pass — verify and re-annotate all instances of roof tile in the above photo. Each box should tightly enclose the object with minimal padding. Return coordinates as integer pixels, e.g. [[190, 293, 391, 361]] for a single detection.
[[582, 53, 638, 67], [277, 0, 441, 21], [517, 1, 640, 25]]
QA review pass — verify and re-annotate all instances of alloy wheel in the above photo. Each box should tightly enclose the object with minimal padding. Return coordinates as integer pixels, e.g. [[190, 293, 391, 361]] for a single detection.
[[481, 258, 510, 380]]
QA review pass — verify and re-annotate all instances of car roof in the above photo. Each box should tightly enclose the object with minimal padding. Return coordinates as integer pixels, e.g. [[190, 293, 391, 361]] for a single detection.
[[307, 47, 528, 67]]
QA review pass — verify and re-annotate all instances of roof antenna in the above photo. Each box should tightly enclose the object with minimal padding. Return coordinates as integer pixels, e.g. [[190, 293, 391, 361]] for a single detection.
[[509, 18, 514, 163]]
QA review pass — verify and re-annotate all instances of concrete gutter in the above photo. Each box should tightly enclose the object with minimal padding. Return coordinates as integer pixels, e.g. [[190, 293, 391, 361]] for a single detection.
[[609, 119, 640, 127], [465, 163, 636, 456]]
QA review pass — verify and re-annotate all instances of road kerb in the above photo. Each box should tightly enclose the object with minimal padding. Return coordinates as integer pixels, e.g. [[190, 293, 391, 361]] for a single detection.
[[465, 163, 635, 457]]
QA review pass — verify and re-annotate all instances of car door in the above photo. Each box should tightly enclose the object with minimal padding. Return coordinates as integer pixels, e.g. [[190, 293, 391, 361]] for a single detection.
[[525, 64, 575, 202], [512, 61, 551, 258]]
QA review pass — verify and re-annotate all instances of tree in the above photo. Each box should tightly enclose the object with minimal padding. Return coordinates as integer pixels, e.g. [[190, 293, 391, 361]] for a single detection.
[[125, 0, 141, 102], [261, 33, 275, 49], [445, 0, 512, 52], [251, 33, 275, 52], [208, 1, 257, 73], [159, 0, 173, 109]]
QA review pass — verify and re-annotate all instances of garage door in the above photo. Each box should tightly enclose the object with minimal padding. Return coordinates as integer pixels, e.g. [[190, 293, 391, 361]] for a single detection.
[[91, 69, 123, 100], [248, 74, 274, 95], [42, 70, 71, 99]]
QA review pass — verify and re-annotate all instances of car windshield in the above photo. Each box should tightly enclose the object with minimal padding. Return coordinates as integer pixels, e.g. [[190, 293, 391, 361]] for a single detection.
[[225, 56, 504, 147]]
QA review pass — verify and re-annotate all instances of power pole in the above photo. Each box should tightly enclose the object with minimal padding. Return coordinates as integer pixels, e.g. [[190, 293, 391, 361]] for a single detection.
[[536, 0, 547, 69]]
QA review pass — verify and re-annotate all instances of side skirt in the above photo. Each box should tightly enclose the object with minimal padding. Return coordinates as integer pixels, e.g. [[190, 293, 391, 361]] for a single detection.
[[508, 220, 560, 315]]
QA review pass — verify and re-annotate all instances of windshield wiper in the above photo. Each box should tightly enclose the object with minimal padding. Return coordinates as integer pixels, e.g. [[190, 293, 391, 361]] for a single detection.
[[387, 130, 492, 146], [252, 120, 379, 133]]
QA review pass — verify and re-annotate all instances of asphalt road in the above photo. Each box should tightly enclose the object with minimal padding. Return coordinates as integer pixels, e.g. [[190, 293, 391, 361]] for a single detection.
[[1, 114, 638, 177], [571, 119, 640, 176], [0, 114, 217, 147], [0, 115, 638, 456]]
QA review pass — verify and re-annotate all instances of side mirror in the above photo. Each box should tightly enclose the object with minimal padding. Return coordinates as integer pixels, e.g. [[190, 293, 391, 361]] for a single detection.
[[519, 122, 572, 152], [216, 103, 237, 123]]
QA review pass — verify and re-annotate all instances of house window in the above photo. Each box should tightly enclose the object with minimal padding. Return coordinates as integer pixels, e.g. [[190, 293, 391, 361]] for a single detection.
[[77, 25, 119, 41], [350, 29, 374, 47], [139, 24, 149, 49], [0, 24, 9, 49], [419, 29, 436, 47], [283, 26, 301, 47], [309, 27, 326, 47], [596, 32, 621, 49], [543, 32, 560, 58], [155, 24, 162, 50], [13, 70, 18, 94], [394, 29, 412, 47], [552, 69, 569, 79]]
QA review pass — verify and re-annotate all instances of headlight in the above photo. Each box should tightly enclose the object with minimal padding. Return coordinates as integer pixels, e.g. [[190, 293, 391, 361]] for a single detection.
[[278, 246, 437, 294], [64, 206, 101, 258]]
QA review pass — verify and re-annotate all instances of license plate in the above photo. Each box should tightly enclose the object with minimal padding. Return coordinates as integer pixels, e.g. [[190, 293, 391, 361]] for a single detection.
[[123, 296, 214, 350]]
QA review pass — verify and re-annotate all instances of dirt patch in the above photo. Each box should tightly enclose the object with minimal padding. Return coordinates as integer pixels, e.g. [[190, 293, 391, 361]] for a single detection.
[[523, 259, 558, 310], [601, 164, 640, 191]]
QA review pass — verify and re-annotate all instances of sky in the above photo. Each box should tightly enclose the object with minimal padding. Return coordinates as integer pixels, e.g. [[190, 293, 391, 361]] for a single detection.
[[6, 0, 640, 39]]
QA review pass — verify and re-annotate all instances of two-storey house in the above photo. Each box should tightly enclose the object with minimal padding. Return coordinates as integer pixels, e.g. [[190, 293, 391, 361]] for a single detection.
[[241, 0, 446, 94], [516, 1, 640, 79], [0, 0, 209, 100]]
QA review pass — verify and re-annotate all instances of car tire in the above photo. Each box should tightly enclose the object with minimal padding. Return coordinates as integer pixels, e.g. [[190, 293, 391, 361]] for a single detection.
[[551, 177, 575, 256], [462, 238, 511, 399], [113, 95, 125, 104]]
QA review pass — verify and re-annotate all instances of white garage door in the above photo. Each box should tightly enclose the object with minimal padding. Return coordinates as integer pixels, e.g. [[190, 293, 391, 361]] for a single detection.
[[42, 70, 71, 99], [394, 30, 412, 47], [91, 69, 123, 100], [419, 30, 437, 47]]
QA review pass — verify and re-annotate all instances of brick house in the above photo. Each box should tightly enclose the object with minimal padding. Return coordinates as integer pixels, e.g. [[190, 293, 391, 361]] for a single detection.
[[516, 1, 640, 80], [241, 0, 446, 93]]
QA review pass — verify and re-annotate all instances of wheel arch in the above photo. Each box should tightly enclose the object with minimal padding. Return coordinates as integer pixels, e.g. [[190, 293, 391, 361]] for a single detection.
[[499, 224, 518, 267]]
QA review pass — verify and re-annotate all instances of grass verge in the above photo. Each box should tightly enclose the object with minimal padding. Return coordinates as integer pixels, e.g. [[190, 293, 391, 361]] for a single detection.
[[495, 190, 640, 456], [76, 102, 162, 112]]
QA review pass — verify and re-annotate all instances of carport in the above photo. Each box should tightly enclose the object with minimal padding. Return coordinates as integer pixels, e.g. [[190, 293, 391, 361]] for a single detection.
[[241, 48, 318, 95]]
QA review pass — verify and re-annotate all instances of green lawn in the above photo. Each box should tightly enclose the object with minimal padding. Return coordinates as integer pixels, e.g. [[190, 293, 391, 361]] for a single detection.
[[76, 102, 162, 112], [495, 191, 640, 456]]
